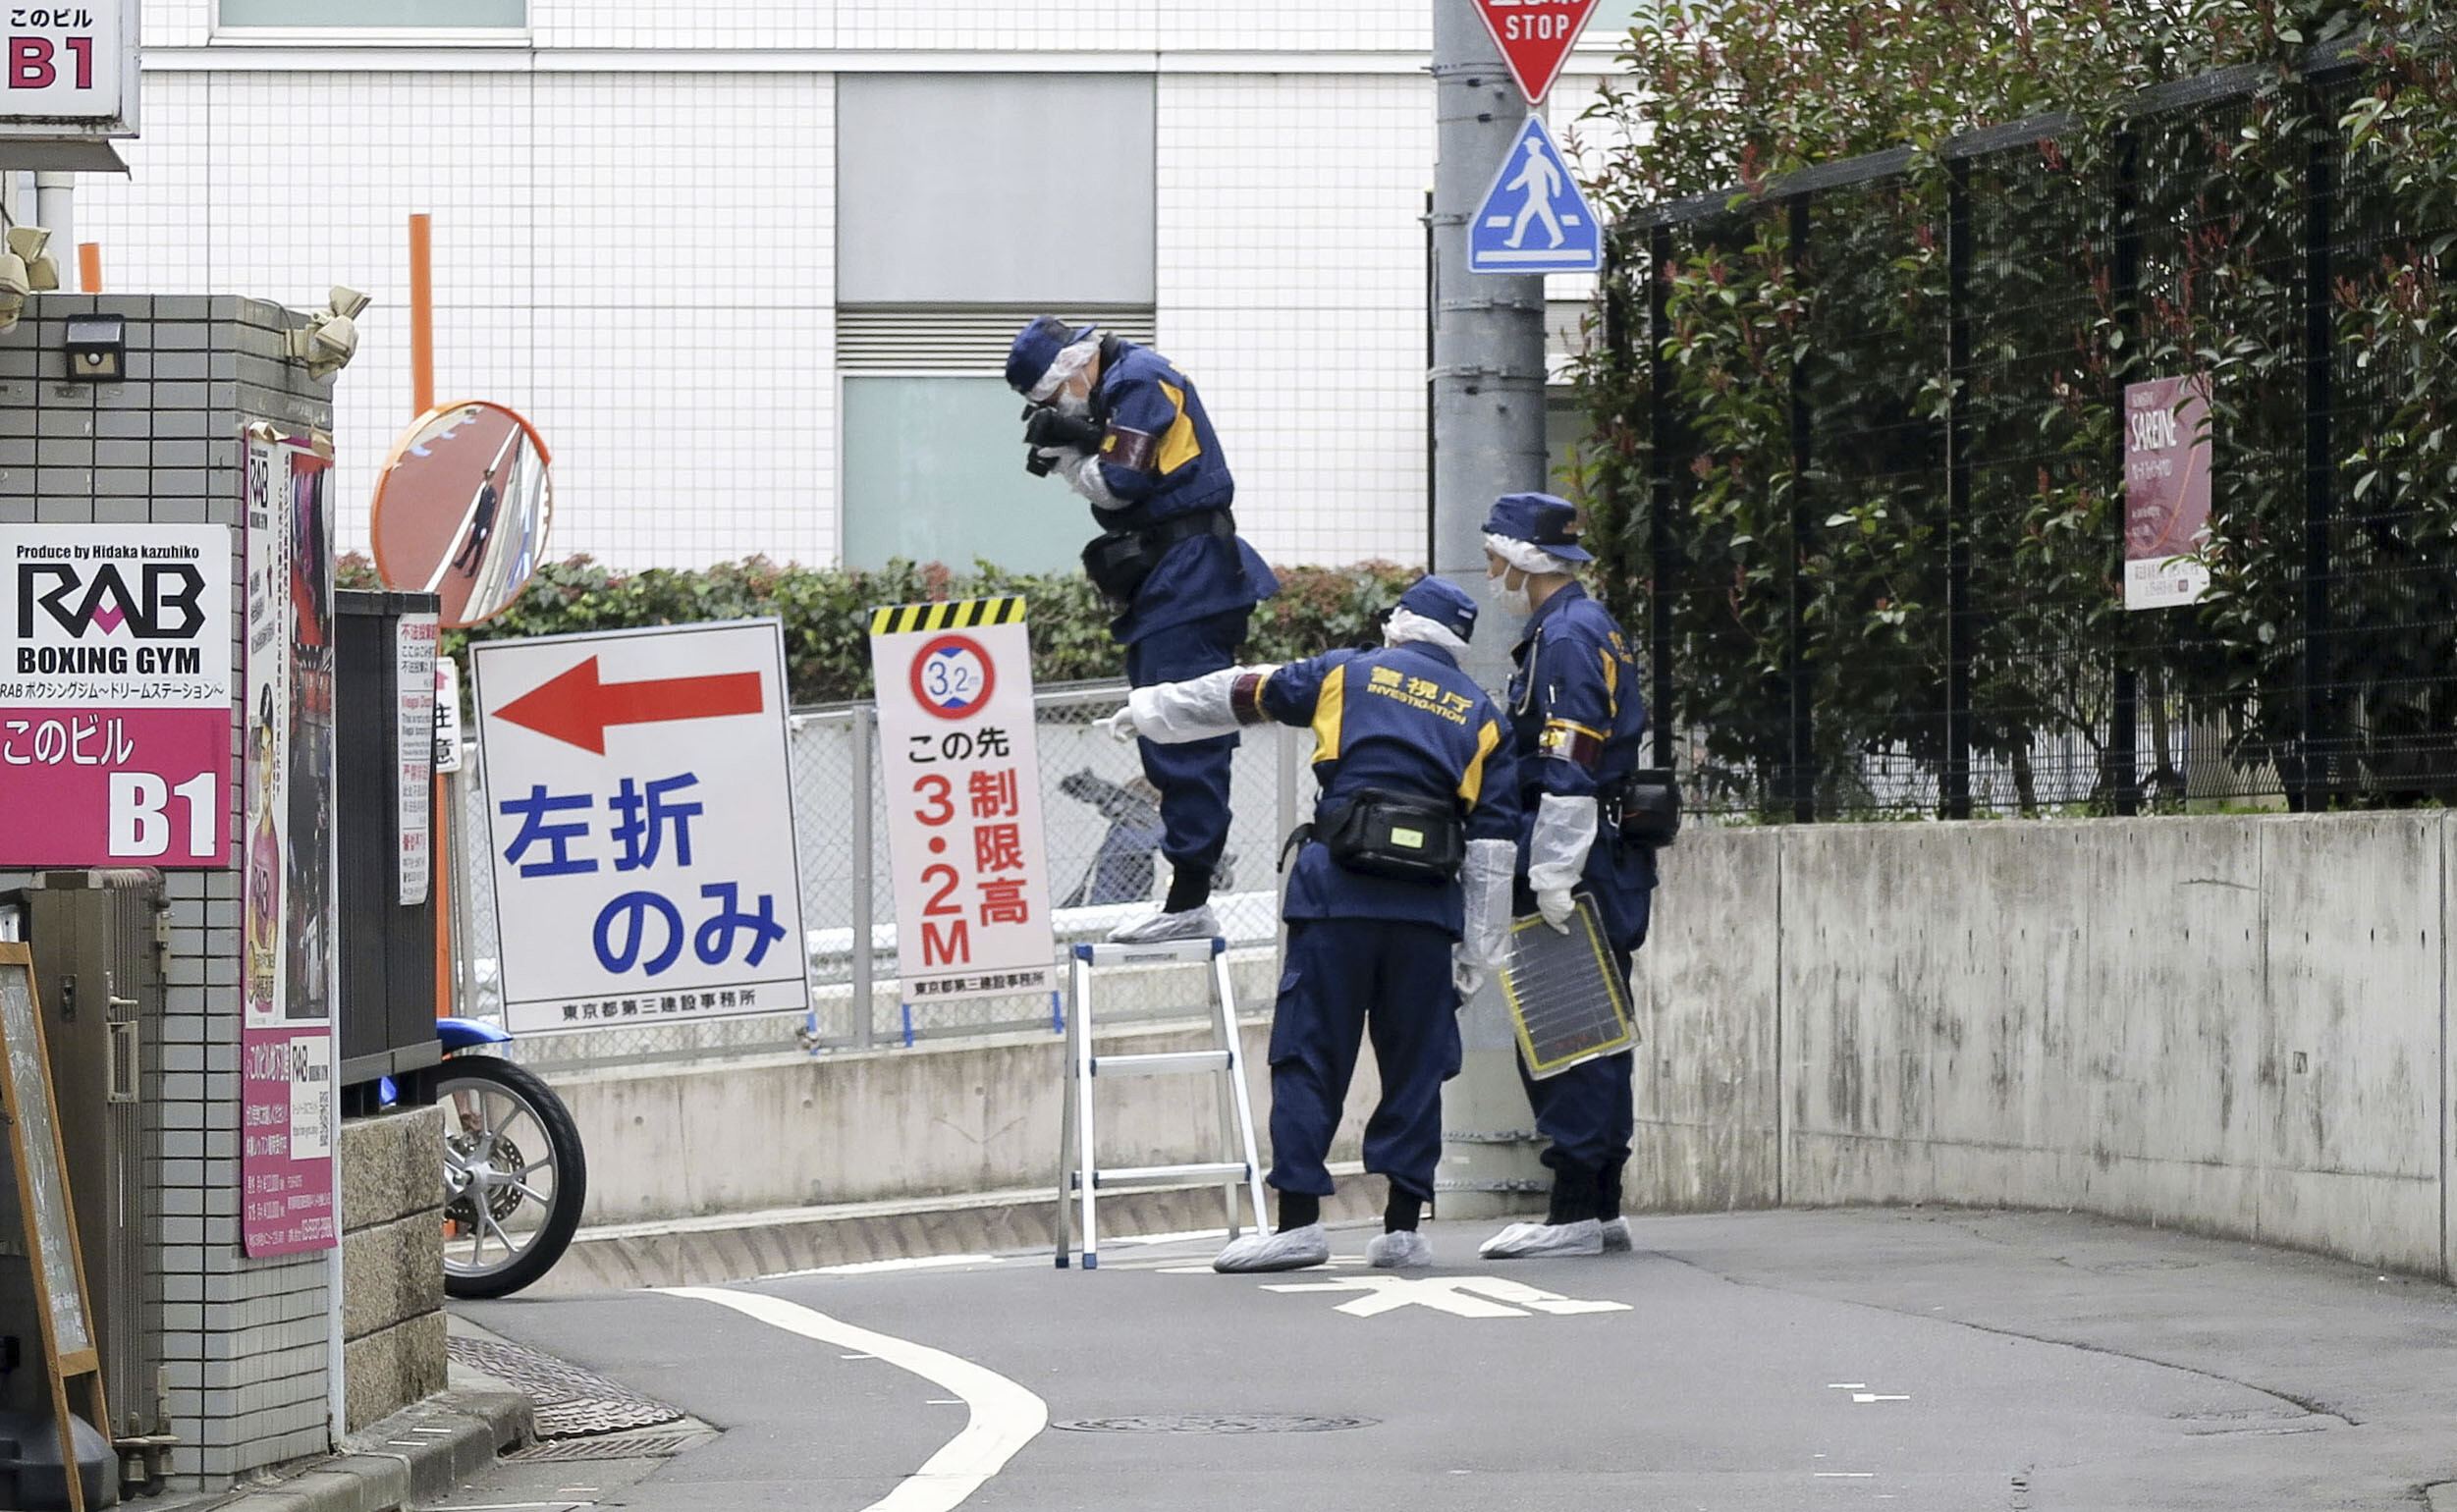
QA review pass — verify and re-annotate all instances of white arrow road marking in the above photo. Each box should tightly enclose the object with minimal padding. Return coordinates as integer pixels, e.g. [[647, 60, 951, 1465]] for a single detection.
[[1258, 1274, 1634, 1319], [665, 1286, 1048, 1512]]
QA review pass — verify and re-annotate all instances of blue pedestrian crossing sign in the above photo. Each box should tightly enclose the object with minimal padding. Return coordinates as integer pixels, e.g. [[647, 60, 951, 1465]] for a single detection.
[[1468, 116, 1603, 274]]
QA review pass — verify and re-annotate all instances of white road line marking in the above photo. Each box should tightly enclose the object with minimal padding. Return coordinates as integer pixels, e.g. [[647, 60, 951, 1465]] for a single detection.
[[792, 1254, 1002, 1276], [1814, 1472, 1878, 1478], [666, 1286, 1048, 1512], [1852, 1393, 1912, 1403], [1258, 1274, 1633, 1319], [1826, 1382, 1867, 1390], [843, 1353, 878, 1360]]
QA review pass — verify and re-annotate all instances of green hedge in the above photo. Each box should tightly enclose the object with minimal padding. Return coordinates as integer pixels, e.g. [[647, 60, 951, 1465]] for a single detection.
[[338, 554, 1420, 706]]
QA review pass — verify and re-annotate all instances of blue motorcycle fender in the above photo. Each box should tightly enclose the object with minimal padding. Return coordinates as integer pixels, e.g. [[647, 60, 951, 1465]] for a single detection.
[[438, 1016, 514, 1052]]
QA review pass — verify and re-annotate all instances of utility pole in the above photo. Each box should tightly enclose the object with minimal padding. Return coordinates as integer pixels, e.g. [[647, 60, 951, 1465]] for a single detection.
[[1431, 0, 1552, 1216], [1430, 0, 1549, 689]]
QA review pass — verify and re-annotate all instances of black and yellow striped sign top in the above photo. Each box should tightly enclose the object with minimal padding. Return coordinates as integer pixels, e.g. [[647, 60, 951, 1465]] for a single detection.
[[867, 598, 1030, 636]]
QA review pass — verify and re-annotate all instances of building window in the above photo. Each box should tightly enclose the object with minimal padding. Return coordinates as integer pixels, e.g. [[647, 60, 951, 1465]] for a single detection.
[[837, 74, 1154, 305], [841, 377, 1084, 575], [217, 0, 524, 27], [837, 75, 1157, 570]]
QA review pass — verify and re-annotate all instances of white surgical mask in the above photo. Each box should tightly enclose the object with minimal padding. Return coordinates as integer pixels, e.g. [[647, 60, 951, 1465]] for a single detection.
[[1485, 569, 1533, 618]]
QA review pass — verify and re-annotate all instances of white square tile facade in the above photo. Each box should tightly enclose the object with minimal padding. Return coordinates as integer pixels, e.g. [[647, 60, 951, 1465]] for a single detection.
[[81, 7, 1630, 573]]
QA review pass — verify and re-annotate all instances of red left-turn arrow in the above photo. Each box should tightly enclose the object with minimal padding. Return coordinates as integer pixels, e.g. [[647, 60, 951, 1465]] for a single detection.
[[492, 656, 765, 754]]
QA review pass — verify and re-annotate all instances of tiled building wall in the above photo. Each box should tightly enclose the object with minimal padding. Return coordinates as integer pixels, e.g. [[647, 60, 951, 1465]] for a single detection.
[[0, 297, 339, 1485], [84, 4, 1632, 575]]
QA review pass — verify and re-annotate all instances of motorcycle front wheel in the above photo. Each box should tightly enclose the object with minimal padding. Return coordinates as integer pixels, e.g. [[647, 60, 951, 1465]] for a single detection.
[[438, 1055, 587, 1299]]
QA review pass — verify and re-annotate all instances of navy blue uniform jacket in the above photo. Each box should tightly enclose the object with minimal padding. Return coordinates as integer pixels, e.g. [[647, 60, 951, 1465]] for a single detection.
[[1508, 582, 1658, 951], [1090, 341, 1278, 644], [1248, 643, 1520, 938]]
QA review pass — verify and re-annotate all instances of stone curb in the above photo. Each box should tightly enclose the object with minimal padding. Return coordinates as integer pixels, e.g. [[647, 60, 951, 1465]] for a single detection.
[[200, 1389, 532, 1512], [530, 1164, 1383, 1295]]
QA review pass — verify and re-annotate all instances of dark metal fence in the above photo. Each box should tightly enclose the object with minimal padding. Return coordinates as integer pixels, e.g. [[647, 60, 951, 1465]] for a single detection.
[[1591, 48, 2457, 819]]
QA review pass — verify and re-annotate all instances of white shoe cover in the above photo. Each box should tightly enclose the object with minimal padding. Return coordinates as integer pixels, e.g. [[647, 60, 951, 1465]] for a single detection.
[[1600, 1217, 1633, 1253], [1108, 904, 1221, 945], [1366, 1229, 1433, 1269], [1478, 1217, 1605, 1259], [1212, 1222, 1331, 1273]]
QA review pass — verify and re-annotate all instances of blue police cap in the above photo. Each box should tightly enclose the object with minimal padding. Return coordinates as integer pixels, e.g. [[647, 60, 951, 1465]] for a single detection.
[[1006, 315, 1098, 395], [1481, 492, 1595, 563], [1396, 574, 1480, 644]]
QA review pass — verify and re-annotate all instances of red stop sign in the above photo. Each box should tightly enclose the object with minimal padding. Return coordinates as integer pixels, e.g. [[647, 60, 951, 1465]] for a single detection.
[[1470, 0, 1601, 104]]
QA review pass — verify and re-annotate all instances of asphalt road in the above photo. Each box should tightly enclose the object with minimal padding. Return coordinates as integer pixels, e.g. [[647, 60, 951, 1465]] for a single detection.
[[441, 1207, 2457, 1512]]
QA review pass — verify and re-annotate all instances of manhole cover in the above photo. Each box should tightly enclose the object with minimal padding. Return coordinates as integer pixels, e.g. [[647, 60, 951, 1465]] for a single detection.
[[1055, 1414, 1377, 1434], [447, 1335, 685, 1437], [505, 1431, 704, 1463]]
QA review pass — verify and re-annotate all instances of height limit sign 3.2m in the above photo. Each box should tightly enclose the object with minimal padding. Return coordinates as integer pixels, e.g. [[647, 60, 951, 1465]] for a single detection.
[[1468, 115, 1602, 275]]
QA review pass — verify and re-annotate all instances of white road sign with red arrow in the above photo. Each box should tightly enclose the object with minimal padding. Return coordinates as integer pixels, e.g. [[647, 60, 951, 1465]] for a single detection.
[[470, 620, 809, 1035]]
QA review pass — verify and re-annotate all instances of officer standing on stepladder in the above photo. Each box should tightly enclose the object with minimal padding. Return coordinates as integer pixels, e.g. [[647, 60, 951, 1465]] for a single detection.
[[1103, 577, 1519, 1272], [1008, 316, 1280, 944], [1475, 493, 1662, 1261]]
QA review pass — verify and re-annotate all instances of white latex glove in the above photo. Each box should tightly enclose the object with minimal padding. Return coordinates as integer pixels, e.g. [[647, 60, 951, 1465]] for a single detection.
[[1451, 952, 1488, 1003], [1536, 887, 1577, 934], [1101, 705, 1141, 744]]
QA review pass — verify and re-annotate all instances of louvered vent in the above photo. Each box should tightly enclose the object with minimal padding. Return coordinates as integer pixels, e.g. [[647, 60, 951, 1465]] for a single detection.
[[837, 306, 1158, 373]]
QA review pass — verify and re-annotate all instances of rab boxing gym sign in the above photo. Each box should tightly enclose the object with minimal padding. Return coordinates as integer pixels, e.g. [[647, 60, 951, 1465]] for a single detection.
[[1, 525, 236, 868]]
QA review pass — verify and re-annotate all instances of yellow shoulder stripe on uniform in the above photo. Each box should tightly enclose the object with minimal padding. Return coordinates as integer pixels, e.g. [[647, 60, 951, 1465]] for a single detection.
[[1599, 645, 1619, 707], [1310, 662, 1348, 765], [867, 597, 1029, 635], [1458, 715, 1503, 809], [1155, 380, 1203, 475]]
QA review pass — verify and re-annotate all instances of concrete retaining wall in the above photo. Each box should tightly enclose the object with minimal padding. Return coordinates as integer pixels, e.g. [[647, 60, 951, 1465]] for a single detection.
[[1629, 812, 2453, 1277], [338, 1106, 446, 1432], [564, 1016, 1383, 1226]]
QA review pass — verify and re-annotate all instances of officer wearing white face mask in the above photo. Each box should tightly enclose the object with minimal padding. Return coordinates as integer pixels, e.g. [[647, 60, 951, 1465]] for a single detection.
[[1476, 492, 1661, 1261], [1006, 315, 1279, 945]]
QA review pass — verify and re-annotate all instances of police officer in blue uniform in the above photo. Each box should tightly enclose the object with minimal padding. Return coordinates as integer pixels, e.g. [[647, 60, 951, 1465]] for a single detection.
[[1474, 493, 1661, 1261], [1105, 577, 1520, 1271], [1009, 316, 1280, 944]]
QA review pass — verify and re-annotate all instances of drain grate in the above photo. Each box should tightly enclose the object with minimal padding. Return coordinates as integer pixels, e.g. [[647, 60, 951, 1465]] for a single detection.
[[1055, 1414, 1377, 1434], [448, 1335, 685, 1437], [505, 1431, 703, 1463]]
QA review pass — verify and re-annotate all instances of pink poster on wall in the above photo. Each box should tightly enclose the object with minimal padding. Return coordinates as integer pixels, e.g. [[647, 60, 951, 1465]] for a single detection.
[[240, 423, 342, 1259], [2124, 375, 2214, 610]]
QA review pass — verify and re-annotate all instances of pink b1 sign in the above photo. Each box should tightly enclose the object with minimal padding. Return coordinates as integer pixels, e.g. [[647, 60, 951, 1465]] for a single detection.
[[1, 525, 236, 868]]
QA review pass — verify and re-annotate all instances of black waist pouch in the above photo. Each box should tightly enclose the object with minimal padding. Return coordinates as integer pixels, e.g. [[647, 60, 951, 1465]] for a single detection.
[[1080, 508, 1237, 606], [1319, 789, 1465, 883], [1081, 529, 1160, 604], [1611, 768, 1683, 847]]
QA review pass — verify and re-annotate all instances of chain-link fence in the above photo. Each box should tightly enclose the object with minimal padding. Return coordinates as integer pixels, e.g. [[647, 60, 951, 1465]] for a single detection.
[[445, 680, 1310, 1072]]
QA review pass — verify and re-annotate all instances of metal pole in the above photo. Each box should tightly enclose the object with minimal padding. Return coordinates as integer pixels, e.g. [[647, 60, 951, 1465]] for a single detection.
[[1432, 0, 1551, 1218], [849, 703, 877, 1051], [1786, 194, 1815, 824], [1944, 160, 1974, 820], [2301, 90, 2334, 810], [2110, 132, 2142, 816], [1431, 0, 1549, 689], [1647, 225, 1676, 773], [450, 762, 478, 1015], [31, 174, 73, 267]]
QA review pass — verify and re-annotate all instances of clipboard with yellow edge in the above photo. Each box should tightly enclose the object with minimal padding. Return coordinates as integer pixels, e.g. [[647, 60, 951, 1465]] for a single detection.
[[1499, 892, 1636, 1080]]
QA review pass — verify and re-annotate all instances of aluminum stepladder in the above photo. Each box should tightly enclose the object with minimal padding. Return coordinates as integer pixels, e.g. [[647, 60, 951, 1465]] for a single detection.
[[1056, 936, 1269, 1269]]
